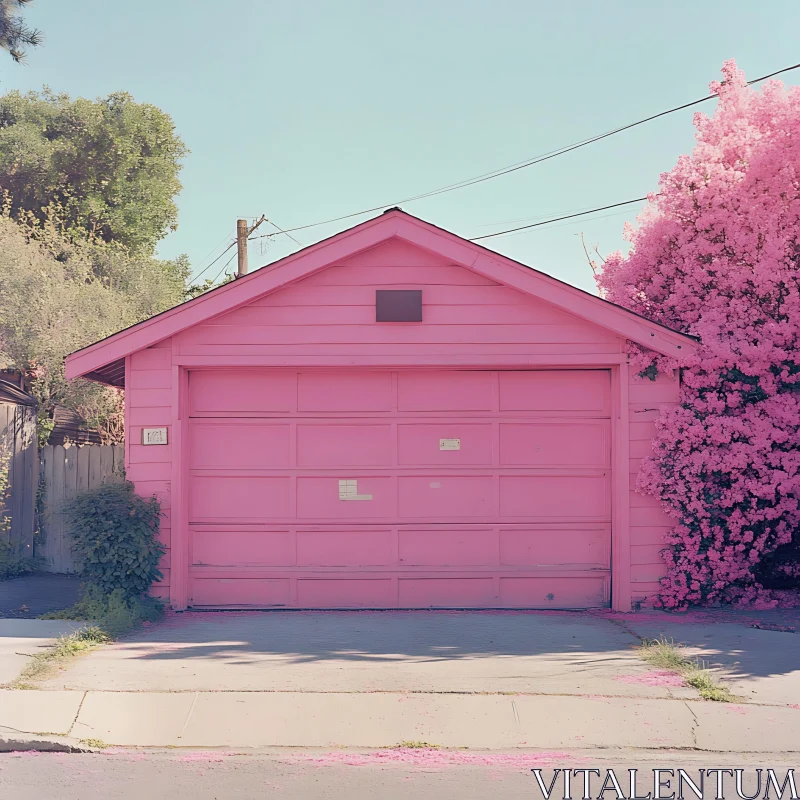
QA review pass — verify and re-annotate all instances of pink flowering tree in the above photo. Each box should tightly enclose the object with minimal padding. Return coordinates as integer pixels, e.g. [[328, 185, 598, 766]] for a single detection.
[[596, 60, 800, 608]]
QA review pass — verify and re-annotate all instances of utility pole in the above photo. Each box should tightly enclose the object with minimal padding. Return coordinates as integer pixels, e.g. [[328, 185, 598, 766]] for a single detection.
[[236, 215, 267, 278], [236, 219, 249, 277]]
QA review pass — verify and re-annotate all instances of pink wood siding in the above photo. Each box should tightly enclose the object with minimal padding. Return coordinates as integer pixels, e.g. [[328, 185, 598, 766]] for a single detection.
[[186, 369, 612, 609], [627, 369, 681, 604], [126, 340, 173, 599], [173, 239, 622, 361]]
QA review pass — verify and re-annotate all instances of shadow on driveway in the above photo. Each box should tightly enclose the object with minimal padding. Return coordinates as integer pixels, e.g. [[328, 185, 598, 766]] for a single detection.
[[33, 605, 800, 701], [39, 609, 688, 696]]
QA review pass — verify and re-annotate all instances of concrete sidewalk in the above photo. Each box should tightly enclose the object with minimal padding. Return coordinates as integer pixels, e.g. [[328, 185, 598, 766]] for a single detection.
[[3, 688, 800, 751]]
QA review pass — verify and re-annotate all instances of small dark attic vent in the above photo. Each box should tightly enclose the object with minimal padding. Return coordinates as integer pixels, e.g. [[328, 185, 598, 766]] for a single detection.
[[376, 289, 422, 322]]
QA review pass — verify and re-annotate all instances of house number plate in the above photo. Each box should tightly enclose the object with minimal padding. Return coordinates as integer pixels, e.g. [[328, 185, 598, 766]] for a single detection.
[[142, 427, 168, 445], [439, 438, 461, 450]]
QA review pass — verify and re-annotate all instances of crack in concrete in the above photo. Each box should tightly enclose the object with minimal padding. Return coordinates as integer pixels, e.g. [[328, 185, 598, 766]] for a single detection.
[[66, 691, 87, 737], [601, 615, 645, 643], [20, 687, 795, 708], [683, 700, 699, 748], [177, 692, 199, 740]]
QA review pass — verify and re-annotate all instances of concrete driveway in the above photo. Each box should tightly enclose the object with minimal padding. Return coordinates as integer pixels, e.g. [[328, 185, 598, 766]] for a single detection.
[[37, 606, 800, 704], [41, 609, 699, 698]]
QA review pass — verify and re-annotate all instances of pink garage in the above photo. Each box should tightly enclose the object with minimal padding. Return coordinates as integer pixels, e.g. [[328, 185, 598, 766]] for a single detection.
[[66, 210, 698, 612]]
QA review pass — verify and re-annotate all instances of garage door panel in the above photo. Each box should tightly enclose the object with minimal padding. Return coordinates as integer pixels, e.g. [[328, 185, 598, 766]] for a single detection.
[[499, 526, 610, 568], [190, 476, 291, 521], [297, 424, 392, 467], [398, 476, 494, 518], [499, 370, 610, 414], [296, 579, 394, 607], [296, 476, 394, 518], [190, 578, 290, 607], [397, 423, 493, 466], [398, 529, 497, 566], [191, 529, 294, 566], [499, 421, 610, 467], [297, 530, 393, 566], [190, 370, 295, 414], [500, 576, 608, 608], [298, 372, 392, 411], [191, 423, 291, 468], [397, 371, 494, 411], [398, 578, 495, 607], [499, 475, 610, 519]]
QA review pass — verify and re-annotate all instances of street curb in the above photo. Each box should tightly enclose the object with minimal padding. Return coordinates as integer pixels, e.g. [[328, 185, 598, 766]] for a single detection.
[[0, 733, 93, 753]]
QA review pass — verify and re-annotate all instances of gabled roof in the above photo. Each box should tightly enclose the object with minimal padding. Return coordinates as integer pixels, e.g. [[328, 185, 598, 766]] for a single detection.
[[66, 209, 698, 384]]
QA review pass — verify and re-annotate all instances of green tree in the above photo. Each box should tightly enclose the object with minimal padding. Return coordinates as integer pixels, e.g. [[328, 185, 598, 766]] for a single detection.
[[0, 213, 189, 442], [0, 0, 40, 63], [0, 89, 187, 253]]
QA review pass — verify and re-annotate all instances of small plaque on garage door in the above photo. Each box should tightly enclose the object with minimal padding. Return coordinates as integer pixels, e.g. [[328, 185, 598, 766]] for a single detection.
[[439, 438, 461, 450]]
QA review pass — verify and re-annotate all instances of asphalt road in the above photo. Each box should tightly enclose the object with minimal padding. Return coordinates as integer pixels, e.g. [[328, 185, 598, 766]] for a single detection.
[[0, 574, 80, 618], [1, 750, 796, 800]]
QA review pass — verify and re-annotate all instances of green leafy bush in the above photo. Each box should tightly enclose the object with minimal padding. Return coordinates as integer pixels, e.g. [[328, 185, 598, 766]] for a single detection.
[[0, 540, 38, 580], [63, 480, 165, 599], [44, 585, 164, 638]]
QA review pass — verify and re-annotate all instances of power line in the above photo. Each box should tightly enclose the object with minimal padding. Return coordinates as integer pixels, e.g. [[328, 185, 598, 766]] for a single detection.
[[195, 199, 650, 289], [194, 231, 235, 270], [193, 239, 236, 281], [484, 206, 646, 240], [469, 197, 650, 241], [262, 218, 304, 247], [250, 60, 800, 241], [210, 250, 238, 284], [474, 202, 614, 229]]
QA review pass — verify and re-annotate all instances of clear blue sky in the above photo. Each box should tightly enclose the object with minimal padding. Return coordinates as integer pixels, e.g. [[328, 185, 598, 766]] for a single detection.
[[8, 0, 800, 292]]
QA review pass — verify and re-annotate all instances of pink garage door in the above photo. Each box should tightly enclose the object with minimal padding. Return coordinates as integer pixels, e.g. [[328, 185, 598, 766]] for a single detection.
[[186, 370, 612, 609]]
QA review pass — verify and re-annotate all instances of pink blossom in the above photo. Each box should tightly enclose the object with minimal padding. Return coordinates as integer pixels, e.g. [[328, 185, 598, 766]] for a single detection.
[[596, 60, 800, 608]]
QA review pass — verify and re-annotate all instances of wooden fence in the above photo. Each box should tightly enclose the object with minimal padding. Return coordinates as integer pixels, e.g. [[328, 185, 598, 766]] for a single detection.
[[38, 444, 124, 573], [0, 401, 38, 557]]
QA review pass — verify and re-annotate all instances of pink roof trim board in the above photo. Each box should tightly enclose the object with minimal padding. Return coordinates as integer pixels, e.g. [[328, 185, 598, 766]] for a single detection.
[[65, 209, 698, 384]]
